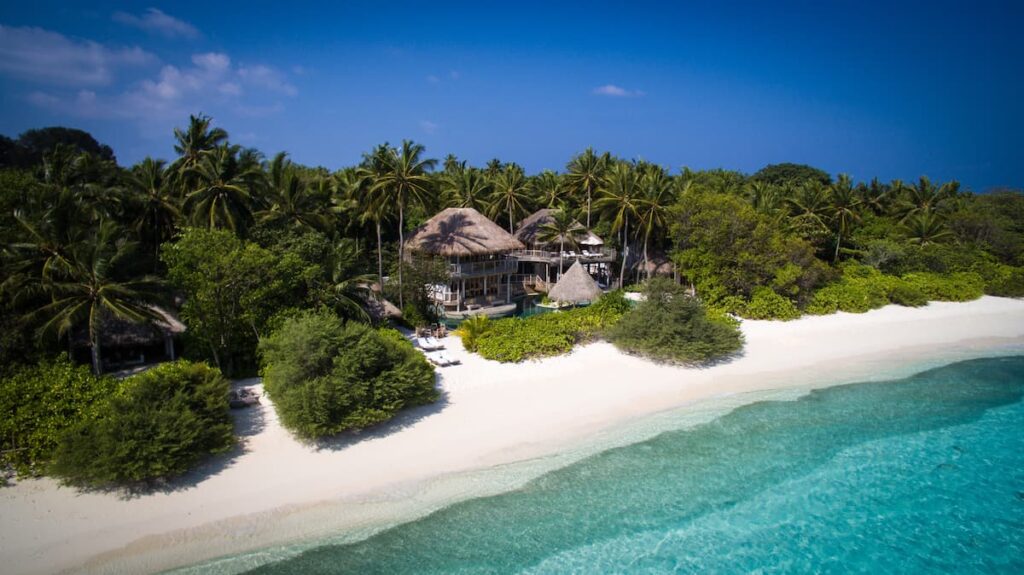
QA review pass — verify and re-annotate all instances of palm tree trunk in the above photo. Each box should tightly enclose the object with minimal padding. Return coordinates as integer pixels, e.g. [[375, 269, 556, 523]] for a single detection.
[[619, 216, 629, 289], [643, 228, 651, 281], [559, 237, 565, 274], [833, 230, 842, 263], [376, 221, 383, 296], [508, 204, 514, 235], [398, 204, 405, 310], [89, 323, 102, 375], [586, 189, 591, 229]]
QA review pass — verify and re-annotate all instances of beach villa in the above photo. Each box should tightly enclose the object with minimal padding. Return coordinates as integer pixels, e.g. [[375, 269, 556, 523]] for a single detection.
[[404, 207, 525, 319], [405, 207, 617, 321], [511, 208, 615, 290]]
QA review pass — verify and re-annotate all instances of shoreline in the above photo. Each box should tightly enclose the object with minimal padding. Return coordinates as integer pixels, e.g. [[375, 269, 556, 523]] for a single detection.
[[2, 297, 1023, 574]]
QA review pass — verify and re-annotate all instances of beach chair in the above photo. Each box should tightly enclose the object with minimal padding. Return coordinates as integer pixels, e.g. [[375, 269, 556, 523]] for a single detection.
[[417, 337, 442, 351], [436, 351, 461, 366], [425, 352, 451, 366], [424, 336, 444, 349]]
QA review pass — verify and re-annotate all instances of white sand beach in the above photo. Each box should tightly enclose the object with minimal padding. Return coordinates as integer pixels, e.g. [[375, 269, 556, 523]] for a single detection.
[[2, 296, 1024, 574]]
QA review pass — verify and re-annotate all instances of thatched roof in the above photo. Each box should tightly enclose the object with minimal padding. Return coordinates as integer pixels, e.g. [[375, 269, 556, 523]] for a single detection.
[[71, 305, 185, 348], [548, 260, 603, 304], [578, 229, 604, 246], [514, 208, 592, 248], [405, 207, 524, 257]]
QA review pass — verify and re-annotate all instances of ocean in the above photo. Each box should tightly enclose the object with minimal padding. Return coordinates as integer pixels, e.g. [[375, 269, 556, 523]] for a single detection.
[[182, 356, 1024, 574]]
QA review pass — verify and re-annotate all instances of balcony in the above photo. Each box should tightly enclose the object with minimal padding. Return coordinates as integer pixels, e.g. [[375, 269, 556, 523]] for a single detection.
[[509, 247, 617, 264], [447, 258, 517, 278]]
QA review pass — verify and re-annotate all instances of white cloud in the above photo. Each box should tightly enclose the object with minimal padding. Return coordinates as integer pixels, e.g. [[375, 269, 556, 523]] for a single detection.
[[419, 120, 438, 134], [0, 24, 153, 86], [238, 64, 297, 96], [449, 70, 460, 80], [426, 74, 440, 84], [112, 8, 200, 39], [593, 84, 645, 97]]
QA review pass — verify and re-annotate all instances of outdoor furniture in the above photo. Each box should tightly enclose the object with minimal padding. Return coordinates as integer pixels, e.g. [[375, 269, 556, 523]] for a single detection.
[[425, 352, 452, 366], [424, 336, 444, 349], [417, 337, 443, 351], [229, 387, 261, 409], [436, 351, 461, 365]]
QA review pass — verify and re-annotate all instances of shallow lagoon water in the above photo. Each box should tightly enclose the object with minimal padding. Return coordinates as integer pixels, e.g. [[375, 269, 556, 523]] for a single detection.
[[183, 356, 1024, 574]]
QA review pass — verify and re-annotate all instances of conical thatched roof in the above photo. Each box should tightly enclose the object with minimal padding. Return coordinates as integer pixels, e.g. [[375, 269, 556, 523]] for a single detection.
[[514, 208, 587, 247], [548, 260, 603, 304], [70, 305, 185, 348], [405, 207, 524, 257], [578, 229, 604, 246]]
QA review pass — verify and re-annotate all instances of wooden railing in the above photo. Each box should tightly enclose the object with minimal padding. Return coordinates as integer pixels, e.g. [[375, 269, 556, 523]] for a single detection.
[[509, 248, 617, 263], [448, 258, 517, 278]]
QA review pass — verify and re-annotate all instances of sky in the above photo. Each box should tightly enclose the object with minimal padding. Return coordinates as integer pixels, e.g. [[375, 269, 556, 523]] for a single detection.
[[0, 1, 1021, 191]]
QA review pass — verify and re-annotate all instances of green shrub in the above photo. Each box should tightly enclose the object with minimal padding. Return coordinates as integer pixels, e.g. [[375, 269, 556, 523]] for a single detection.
[[970, 262, 1024, 297], [806, 266, 893, 314], [473, 291, 630, 362], [456, 315, 492, 352], [0, 355, 118, 476], [608, 279, 744, 364], [260, 309, 438, 439], [50, 361, 234, 487], [900, 272, 985, 302], [888, 283, 928, 307], [742, 287, 801, 320]]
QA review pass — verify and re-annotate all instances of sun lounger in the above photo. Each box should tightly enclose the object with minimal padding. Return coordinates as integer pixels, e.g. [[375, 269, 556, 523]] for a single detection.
[[436, 351, 460, 366], [417, 337, 442, 351], [425, 352, 451, 366], [424, 336, 443, 349]]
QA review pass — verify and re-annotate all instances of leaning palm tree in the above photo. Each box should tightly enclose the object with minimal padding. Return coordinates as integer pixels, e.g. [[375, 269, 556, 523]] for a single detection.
[[827, 174, 862, 262], [256, 154, 331, 233], [367, 140, 437, 308], [325, 238, 376, 322], [125, 157, 180, 262], [786, 181, 831, 246], [901, 176, 959, 222], [594, 162, 642, 288], [23, 221, 164, 374], [487, 163, 532, 234], [183, 145, 264, 235], [636, 166, 675, 280], [565, 148, 608, 229], [537, 209, 582, 274]]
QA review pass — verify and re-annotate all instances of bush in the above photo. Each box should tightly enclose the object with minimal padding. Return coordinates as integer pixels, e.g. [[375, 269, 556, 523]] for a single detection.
[[50, 361, 234, 487], [888, 283, 928, 307], [900, 272, 985, 302], [260, 310, 438, 439], [806, 266, 893, 315], [473, 291, 630, 363], [608, 279, 744, 364], [742, 287, 801, 320], [456, 315, 492, 352], [0, 355, 118, 476]]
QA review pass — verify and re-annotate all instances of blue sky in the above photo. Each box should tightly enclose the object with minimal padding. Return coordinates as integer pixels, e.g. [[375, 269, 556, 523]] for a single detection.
[[0, 1, 1021, 191]]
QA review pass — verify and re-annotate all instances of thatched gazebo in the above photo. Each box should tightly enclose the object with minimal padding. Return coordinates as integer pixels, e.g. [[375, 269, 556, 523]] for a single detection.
[[404, 207, 524, 316], [547, 260, 603, 304], [513, 208, 584, 249], [70, 305, 186, 369]]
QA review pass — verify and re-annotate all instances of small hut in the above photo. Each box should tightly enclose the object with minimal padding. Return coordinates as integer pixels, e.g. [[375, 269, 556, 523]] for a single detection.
[[70, 305, 186, 370], [404, 207, 524, 316], [547, 260, 603, 305], [513, 208, 584, 249]]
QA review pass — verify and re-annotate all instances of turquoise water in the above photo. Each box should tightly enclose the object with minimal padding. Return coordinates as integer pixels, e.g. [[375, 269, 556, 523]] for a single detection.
[[216, 357, 1024, 574]]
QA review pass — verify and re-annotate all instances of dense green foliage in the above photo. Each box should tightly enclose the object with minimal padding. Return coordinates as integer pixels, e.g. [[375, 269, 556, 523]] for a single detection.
[[0, 355, 119, 476], [751, 163, 832, 187], [49, 361, 234, 487], [259, 310, 438, 439], [473, 292, 631, 362], [456, 315, 492, 352], [608, 279, 743, 364]]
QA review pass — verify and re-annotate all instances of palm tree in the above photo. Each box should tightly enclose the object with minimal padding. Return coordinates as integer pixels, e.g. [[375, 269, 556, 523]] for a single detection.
[[325, 238, 376, 322], [565, 148, 608, 229], [904, 211, 952, 245], [170, 114, 229, 191], [23, 221, 164, 373], [125, 158, 180, 262], [256, 153, 331, 233], [786, 181, 831, 245], [183, 145, 264, 235], [487, 163, 532, 234], [367, 140, 437, 309], [537, 209, 581, 274], [594, 162, 642, 288], [533, 170, 565, 208], [636, 166, 674, 280], [827, 174, 862, 262], [443, 167, 490, 212], [901, 176, 959, 221]]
